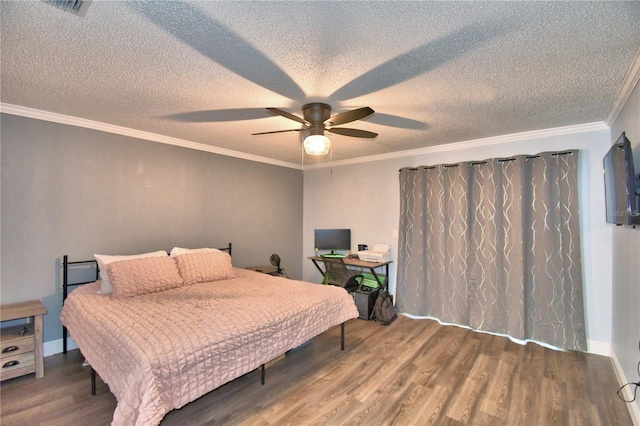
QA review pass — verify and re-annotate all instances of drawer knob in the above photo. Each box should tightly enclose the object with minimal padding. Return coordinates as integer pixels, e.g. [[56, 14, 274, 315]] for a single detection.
[[3, 360, 20, 369], [2, 346, 19, 353]]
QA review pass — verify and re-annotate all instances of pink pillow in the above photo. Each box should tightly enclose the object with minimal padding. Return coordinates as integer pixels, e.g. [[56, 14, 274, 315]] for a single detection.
[[107, 256, 183, 298], [173, 249, 236, 285], [94, 250, 168, 294]]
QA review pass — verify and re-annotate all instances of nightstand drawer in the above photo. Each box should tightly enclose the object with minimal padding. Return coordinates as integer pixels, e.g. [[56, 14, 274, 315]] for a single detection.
[[1, 336, 35, 358], [1, 352, 35, 380]]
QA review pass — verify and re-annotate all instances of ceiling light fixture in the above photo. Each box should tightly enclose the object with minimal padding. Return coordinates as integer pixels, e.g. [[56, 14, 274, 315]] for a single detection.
[[303, 121, 331, 155], [303, 134, 331, 155]]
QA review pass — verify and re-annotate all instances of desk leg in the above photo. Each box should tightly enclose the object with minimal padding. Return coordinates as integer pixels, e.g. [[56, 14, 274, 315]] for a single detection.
[[384, 264, 389, 290], [368, 264, 389, 290], [310, 259, 324, 275]]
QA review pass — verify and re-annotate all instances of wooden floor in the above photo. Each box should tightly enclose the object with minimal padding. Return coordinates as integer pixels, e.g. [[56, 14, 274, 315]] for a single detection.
[[0, 316, 632, 425]]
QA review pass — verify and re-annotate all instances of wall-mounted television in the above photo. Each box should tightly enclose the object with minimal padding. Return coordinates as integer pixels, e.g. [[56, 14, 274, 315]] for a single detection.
[[314, 229, 351, 254], [603, 132, 640, 225]]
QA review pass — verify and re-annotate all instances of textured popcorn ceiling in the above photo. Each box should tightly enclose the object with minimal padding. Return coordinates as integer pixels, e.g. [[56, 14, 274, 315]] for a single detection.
[[1, 1, 639, 166]]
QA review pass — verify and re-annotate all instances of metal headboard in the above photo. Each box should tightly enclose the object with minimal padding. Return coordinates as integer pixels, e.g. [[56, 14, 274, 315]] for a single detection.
[[62, 243, 232, 354]]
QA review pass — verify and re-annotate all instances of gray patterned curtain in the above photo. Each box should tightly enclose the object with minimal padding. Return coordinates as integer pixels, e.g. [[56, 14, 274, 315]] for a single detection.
[[397, 151, 586, 351]]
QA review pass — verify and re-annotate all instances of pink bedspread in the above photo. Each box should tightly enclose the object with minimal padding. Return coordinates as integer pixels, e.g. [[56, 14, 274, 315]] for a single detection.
[[60, 269, 358, 425]]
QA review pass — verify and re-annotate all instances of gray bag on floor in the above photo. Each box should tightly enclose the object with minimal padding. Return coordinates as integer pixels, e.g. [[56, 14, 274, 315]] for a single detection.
[[371, 290, 397, 325]]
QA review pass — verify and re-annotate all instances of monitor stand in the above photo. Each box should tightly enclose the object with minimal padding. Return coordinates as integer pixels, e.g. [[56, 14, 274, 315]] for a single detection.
[[323, 251, 345, 258]]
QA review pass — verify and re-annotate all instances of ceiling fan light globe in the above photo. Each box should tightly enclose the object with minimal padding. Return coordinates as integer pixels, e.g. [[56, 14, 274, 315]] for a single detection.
[[303, 135, 331, 155]]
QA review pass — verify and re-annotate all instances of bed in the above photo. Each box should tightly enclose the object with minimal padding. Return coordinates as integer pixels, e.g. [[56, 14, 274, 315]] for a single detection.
[[60, 244, 359, 425]]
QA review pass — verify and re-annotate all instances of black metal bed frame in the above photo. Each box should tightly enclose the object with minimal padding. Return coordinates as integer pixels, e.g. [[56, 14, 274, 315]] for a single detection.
[[61, 242, 348, 396], [62, 257, 99, 354]]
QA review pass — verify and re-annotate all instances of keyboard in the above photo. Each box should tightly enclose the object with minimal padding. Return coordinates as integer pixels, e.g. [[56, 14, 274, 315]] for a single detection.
[[322, 253, 346, 258]]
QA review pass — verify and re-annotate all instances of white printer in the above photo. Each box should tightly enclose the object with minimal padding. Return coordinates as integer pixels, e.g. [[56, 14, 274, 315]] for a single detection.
[[357, 243, 391, 263]]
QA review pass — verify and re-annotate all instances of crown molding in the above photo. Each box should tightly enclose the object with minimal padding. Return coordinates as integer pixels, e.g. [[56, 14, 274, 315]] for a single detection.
[[1, 103, 608, 172], [0, 103, 303, 170], [605, 47, 640, 126], [303, 121, 610, 170]]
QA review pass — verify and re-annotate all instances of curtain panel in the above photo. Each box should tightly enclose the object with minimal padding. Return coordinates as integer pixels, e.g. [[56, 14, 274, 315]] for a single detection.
[[397, 151, 586, 351]]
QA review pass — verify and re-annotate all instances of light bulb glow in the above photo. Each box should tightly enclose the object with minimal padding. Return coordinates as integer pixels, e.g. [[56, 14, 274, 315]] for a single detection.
[[303, 134, 331, 155]]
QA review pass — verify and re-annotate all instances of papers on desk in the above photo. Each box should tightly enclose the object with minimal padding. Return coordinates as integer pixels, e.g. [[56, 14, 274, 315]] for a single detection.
[[357, 243, 391, 263]]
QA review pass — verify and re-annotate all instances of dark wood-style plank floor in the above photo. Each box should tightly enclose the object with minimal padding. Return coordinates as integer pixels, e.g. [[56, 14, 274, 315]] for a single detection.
[[0, 316, 632, 425]]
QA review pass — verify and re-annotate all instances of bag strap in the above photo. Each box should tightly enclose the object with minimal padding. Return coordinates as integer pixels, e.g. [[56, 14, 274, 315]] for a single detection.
[[369, 292, 379, 320]]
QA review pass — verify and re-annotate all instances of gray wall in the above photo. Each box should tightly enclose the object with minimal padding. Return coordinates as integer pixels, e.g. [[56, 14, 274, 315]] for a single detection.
[[610, 80, 640, 417], [1, 114, 303, 343]]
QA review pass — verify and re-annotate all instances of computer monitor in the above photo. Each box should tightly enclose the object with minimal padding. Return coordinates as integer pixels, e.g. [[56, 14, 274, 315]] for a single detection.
[[314, 229, 351, 254]]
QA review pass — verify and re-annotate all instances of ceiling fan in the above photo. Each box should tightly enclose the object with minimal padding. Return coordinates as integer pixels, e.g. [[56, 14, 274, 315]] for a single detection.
[[251, 103, 378, 155]]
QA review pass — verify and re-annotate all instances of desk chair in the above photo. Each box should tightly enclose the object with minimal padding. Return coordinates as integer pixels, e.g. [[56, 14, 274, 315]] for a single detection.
[[320, 255, 361, 292]]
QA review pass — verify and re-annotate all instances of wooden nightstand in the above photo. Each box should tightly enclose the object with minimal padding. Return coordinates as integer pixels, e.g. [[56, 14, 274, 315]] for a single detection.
[[246, 265, 279, 275], [246, 266, 288, 278], [1, 300, 47, 381]]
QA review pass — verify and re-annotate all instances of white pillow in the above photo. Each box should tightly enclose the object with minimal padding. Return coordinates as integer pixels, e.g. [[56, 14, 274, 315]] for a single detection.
[[94, 250, 168, 294], [170, 247, 220, 257]]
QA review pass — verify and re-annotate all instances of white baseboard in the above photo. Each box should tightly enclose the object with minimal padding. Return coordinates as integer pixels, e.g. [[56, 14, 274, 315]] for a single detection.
[[611, 348, 640, 425], [401, 314, 613, 355], [44, 338, 77, 357]]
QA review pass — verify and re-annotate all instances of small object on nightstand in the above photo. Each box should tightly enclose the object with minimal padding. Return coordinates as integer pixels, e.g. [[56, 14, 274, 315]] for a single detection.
[[1, 299, 47, 381], [269, 254, 289, 278], [246, 266, 279, 275], [246, 254, 289, 278]]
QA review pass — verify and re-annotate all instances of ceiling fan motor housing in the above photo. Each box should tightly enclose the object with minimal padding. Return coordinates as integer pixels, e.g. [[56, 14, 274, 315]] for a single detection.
[[302, 103, 332, 125]]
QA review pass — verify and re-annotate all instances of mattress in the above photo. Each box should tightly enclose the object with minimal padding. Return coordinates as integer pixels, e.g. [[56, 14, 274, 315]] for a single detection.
[[61, 268, 358, 425]]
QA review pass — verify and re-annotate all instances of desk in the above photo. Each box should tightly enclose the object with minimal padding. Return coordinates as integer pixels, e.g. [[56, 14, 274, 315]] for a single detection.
[[308, 256, 392, 289]]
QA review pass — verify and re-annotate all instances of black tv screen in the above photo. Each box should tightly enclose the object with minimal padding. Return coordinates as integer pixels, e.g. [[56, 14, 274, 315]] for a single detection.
[[603, 132, 640, 225], [314, 229, 351, 253]]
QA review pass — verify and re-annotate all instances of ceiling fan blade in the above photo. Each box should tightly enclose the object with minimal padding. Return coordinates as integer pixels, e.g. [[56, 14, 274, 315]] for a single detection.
[[326, 127, 378, 138], [251, 128, 304, 136], [328, 107, 375, 126], [267, 108, 308, 125]]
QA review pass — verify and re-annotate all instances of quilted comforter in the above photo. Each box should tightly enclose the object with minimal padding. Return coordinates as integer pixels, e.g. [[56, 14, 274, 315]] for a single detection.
[[60, 268, 358, 425]]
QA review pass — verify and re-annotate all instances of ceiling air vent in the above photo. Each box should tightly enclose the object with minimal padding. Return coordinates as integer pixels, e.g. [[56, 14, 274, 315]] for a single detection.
[[41, 0, 92, 17]]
